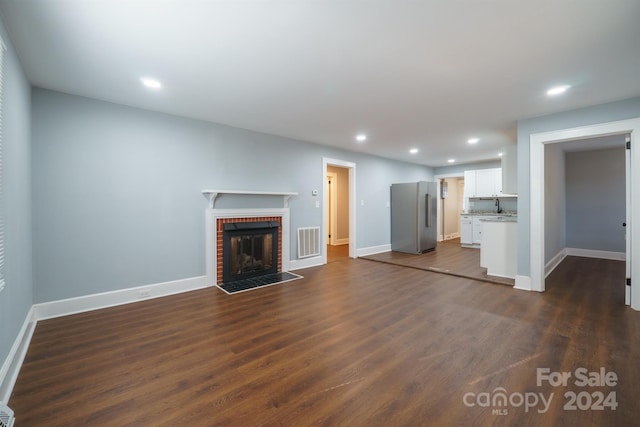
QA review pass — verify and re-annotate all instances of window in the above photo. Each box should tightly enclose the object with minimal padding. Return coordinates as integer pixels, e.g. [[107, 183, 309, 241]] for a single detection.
[[0, 38, 5, 293]]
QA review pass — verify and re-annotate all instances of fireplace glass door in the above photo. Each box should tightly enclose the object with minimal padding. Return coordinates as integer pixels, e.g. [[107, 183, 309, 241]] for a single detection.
[[222, 221, 279, 283]]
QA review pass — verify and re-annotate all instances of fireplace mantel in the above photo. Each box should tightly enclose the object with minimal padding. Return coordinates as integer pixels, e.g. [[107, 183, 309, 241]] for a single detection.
[[202, 190, 298, 209]]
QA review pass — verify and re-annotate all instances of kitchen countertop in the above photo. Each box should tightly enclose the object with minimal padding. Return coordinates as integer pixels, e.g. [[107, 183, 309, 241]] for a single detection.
[[461, 211, 517, 217], [480, 217, 517, 223]]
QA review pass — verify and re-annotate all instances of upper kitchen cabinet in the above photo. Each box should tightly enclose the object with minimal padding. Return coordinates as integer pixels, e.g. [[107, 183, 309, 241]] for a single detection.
[[464, 168, 504, 198], [501, 144, 517, 195]]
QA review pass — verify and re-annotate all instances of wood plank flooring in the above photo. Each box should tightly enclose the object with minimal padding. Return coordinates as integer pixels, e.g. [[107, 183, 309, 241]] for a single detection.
[[362, 238, 515, 286], [9, 255, 637, 426]]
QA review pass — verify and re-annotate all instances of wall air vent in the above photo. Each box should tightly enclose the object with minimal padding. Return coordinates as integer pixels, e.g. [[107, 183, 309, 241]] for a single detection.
[[297, 227, 321, 258], [0, 402, 15, 427]]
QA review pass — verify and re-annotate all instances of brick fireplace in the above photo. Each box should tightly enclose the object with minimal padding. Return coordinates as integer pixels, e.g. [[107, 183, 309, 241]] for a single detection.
[[204, 203, 292, 287], [216, 216, 283, 284]]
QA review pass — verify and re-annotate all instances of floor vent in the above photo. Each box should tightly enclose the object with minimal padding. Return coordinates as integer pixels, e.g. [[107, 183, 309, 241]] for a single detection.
[[0, 402, 15, 427], [298, 227, 321, 258]]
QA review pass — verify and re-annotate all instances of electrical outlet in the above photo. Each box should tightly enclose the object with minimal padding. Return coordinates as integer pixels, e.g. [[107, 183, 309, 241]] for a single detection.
[[138, 289, 151, 299]]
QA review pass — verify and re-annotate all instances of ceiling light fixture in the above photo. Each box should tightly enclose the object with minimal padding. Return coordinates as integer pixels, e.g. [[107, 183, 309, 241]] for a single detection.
[[141, 77, 162, 89], [546, 85, 570, 96], [447, 159, 455, 163], [355, 134, 367, 143], [498, 152, 504, 157], [409, 148, 419, 154], [467, 138, 479, 144]]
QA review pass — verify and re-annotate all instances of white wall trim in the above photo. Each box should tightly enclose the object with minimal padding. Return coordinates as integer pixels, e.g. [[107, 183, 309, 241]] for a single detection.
[[289, 255, 324, 271], [357, 244, 391, 257], [514, 275, 532, 291], [565, 248, 626, 261], [334, 238, 350, 246], [206, 207, 291, 286], [32, 275, 207, 321], [545, 249, 567, 278], [529, 117, 640, 308], [0, 307, 36, 402]]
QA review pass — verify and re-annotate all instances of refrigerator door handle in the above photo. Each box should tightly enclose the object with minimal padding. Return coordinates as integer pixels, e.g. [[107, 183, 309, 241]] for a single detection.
[[425, 194, 431, 228]]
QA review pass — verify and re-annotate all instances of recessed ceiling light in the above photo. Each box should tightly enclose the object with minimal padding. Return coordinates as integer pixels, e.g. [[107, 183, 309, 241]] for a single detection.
[[498, 152, 504, 157], [409, 148, 419, 154], [447, 159, 455, 163], [355, 134, 367, 143], [141, 77, 162, 89], [467, 138, 479, 144], [546, 85, 570, 96]]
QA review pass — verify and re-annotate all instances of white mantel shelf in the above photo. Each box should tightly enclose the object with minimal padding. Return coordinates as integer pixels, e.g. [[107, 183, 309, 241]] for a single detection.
[[202, 189, 298, 208]]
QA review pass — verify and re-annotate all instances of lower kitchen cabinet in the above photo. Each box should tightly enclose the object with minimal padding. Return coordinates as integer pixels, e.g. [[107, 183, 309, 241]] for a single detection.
[[460, 216, 473, 245]]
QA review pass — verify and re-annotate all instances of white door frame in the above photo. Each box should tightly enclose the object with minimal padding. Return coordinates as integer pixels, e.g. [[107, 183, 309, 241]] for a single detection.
[[529, 117, 640, 310], [626, 134, 632, 305], [326, 171, 338, 246], [322, 158, 357, 263]]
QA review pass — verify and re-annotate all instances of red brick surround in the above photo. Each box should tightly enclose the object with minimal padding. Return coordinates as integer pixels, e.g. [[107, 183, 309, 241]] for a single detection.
[[216, 216, 283, 284]]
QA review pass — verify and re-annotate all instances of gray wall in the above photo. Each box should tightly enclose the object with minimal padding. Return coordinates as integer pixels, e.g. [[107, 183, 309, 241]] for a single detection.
[[0, 18, 32, 385], [544, 144, 566, 263], [32, 89, 432, 303], [517, 96, 640, 277], [565, 147, 626, 252]]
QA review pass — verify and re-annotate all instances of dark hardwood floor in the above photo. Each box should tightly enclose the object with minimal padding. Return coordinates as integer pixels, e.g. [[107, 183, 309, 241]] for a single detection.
[[9, 255, 637, 426], [327, 244, 349, 263], [362, 238, 515, 286]]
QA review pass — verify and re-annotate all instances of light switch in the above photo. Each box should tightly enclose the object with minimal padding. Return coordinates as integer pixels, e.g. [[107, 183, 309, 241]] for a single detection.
[[361, 199, 365, 206], [315, 201, 320, 208]]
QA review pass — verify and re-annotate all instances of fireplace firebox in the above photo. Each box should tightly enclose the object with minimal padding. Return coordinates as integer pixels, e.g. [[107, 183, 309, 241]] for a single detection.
[[222, 221, 279, 283]]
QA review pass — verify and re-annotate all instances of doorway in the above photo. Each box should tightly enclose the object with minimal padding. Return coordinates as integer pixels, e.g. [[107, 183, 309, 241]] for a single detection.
[[439, 177, 464, 241], [322, 158, 357, 264], [326, 166, 350, 262], [529, 117, 640, 310], [544, 138, 627, 302]]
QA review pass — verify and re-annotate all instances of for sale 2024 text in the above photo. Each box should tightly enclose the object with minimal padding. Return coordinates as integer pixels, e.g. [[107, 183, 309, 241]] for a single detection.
[[537, 367, 618, 411]]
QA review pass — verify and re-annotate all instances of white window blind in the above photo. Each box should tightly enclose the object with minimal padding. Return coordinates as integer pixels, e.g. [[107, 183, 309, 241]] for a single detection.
[[0, 37, 5, 293]]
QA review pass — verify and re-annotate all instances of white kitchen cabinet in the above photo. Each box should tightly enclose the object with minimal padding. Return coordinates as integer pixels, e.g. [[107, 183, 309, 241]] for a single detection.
[[460, 215, 473, 245], [473, 215, 494, 245], [475, 169, 496, 197], [464, 168, 503, 198], [463, 170, 476, 199], [472, 217, 483, 244]]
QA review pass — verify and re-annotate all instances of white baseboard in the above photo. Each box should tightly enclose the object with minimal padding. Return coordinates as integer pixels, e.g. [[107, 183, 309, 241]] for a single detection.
[[545, 249, 567, 278], [0, 307, 36, 402], [335, 238, 349, 246], [357, 244, 391, 257], [514, 275, 532, 291], [289, 256, 324, 271], [565, 248, 626, 261], [32, 275, 208, 321]]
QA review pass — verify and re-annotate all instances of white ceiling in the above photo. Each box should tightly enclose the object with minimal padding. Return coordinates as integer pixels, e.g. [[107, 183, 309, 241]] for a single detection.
[[1, 0, 639, 167]]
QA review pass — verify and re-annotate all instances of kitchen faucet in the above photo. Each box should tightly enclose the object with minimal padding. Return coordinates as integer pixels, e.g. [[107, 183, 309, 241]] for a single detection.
[[495, 198, 503, 214]]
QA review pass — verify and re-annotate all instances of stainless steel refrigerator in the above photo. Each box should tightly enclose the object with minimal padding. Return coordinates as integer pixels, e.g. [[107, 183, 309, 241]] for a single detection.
[[390, 181, 438, 254]]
